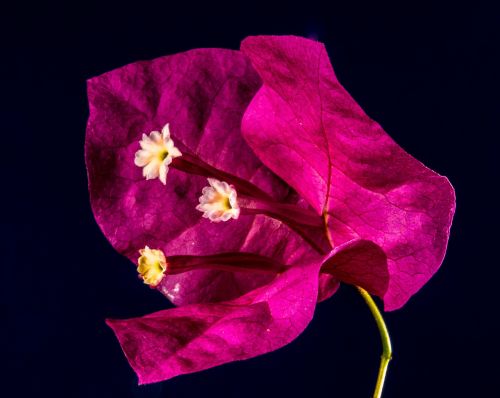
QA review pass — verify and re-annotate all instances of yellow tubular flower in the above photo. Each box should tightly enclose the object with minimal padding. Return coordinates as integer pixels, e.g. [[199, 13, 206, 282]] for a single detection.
[[137, 246, 167, 287]]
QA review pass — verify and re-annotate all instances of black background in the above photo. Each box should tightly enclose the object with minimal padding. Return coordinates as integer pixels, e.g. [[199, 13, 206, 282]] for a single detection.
[[2, 1, 499, 397]]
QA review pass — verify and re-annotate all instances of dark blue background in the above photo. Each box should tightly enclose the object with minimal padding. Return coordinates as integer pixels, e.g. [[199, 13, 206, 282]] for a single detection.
[[2, 1, 498, 397]]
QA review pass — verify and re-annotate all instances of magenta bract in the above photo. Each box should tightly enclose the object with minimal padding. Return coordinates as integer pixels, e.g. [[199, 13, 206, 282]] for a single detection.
[[86, 48, 333, 382], [86, 48, 316, 305], [85, 36, 455, 384], [241, 35, 456, 310], [107, 259, 322, 384]]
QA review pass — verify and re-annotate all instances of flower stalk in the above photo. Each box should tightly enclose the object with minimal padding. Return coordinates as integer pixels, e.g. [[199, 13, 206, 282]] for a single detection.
[[356, 286, 392, 398]]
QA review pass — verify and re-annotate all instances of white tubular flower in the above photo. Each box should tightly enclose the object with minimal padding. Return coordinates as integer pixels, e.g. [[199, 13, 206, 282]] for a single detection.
[[134, 123, 182, 185], [196, 178, 240, 222], [137, 246, 167, 287]]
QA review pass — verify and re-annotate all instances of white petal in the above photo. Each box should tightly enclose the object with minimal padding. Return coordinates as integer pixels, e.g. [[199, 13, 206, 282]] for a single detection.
[[134, 150, 153, 167], [165, 139, 182, 158], [207, 210, 221, 222], [229, 192, 239, 209], [170, 146, 182, 158], [143, 160, 160, 180], [140, 137, 160, 151], [162, 123, 171, 139], [221, 181, 230, 193], [149, 131, 162, 143], [208, 178, 225, 193], [163, 156, 173, 166], [159, 162, 168, 185]]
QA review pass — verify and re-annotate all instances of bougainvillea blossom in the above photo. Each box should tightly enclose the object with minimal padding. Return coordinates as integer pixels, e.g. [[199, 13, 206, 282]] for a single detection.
[[85, 36, 455, 384]]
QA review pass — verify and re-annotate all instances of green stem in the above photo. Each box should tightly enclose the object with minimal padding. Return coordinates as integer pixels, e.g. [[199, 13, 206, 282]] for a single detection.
[[356, 286, 393, 398]]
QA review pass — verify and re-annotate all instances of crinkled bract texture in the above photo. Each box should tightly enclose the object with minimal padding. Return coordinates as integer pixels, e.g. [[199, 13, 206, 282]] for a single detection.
[[241, 35, 456, 310], [86, 48, 317, 305], [107, 260, 321, 384], [86, 47, 338, 383], [86, 35, 455, 385]]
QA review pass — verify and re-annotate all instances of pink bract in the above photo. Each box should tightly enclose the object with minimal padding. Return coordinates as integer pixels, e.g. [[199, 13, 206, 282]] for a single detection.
[[241, 35, 456, 310], [86, 48, 334, 382], [85, 36, 455, 384], [86, 48, 314, 305], [106, 259, 322, 384]]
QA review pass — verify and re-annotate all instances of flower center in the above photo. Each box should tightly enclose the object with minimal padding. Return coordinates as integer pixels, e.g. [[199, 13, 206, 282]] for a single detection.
[[196, 178, 240, 222], [159, 149, 169, 161], [137, 246, 167, 287]]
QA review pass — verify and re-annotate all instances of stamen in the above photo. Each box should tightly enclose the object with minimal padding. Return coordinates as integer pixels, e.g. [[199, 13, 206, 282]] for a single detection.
[[137, 246, 167, 287], [196, 178, 240, 222], [134, 123, 182, 184]]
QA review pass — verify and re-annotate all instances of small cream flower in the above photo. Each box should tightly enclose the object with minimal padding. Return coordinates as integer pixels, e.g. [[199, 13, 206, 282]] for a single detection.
[[134, 123, 182, 184], [196, 178, 240, 222], [137, 246, 167, 287]]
